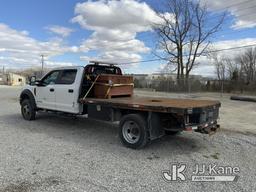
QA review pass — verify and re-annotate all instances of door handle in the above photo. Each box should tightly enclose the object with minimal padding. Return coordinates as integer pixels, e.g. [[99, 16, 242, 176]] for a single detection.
[[68, 89, 74, 93], [50, 88, 54, 92]]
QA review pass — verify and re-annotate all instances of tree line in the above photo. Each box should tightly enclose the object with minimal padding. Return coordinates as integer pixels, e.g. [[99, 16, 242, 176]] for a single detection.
[[212, 48, 256, 93], [152, 0, 255, 93]]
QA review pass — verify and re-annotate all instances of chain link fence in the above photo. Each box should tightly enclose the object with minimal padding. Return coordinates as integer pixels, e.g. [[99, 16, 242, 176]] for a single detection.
[[134, 76, 256, 94]]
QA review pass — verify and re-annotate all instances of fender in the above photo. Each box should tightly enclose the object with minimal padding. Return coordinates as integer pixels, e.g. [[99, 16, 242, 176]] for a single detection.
[[20, 89, 37, 109]]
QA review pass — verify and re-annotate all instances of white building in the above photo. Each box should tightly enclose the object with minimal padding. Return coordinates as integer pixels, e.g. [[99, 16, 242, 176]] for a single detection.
[[0, 74, 4, 85], [3, 73, 26, 86]]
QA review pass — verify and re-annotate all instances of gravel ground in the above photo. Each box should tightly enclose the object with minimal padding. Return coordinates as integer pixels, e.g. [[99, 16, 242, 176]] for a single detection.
[[0, 86, 255, 192]]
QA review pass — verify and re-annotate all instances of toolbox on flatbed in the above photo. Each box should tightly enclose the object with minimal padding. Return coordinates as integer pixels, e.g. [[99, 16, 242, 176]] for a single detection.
[[93, 74, 133, 99]]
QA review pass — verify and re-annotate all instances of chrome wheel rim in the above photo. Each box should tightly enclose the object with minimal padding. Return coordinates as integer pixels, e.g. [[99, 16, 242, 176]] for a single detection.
[[122, 121, 140, 144]]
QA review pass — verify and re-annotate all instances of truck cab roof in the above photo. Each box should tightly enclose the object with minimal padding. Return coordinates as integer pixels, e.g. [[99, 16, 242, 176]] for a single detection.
[[51, 64, 122, 75], [51, 66, 84, 70]]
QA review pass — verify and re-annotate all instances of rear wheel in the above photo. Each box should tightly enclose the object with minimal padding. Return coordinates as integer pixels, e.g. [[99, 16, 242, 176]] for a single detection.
[[119, 114, 149, 149], [21, 99, 36, 121]]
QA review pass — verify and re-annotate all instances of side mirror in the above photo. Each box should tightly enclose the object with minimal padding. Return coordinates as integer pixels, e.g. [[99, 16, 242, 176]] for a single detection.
[[35, 80, 44, 86], [29, 76, 36, 85]]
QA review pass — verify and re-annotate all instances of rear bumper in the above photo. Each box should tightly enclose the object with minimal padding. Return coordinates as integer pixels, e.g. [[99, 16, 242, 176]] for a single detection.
[[185, 121, 220, 135]]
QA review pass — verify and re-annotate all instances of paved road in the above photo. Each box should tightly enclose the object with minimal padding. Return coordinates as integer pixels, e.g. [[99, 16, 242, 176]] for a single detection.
[[0, 86, 255, 192]]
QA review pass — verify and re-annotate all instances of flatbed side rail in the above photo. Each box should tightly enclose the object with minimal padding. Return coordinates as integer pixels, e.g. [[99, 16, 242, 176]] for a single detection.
[[80, 98, 187, 114], [80, 97, 221, 115]]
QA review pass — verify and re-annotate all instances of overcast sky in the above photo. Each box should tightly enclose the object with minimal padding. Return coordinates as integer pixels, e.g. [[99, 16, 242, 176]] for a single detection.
[[0, 0, 255, 76]]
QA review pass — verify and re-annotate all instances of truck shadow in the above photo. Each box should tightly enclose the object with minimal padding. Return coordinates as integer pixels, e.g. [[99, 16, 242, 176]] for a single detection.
[[2, 113, 204, 157]]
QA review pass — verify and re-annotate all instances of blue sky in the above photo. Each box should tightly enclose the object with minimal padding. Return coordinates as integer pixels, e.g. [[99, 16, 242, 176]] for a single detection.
[[0, 0, 255, 76]]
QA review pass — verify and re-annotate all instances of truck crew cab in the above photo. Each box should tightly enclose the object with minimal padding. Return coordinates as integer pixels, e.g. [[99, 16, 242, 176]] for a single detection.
[[20, 62, 220, 149]]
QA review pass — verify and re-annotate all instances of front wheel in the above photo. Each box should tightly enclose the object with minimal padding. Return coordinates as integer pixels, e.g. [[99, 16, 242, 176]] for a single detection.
[[119, 114, 149, 149], [21, 99, 36, 121]]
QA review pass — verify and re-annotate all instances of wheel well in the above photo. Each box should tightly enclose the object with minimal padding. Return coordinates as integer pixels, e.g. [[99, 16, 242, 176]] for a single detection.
[[20, 89, 37, 109], [120, 109, 148, 118], [20, 94, 30, 104]]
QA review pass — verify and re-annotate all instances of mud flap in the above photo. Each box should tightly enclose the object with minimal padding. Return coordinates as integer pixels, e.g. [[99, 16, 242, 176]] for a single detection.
[[147, 112, 165, 140]]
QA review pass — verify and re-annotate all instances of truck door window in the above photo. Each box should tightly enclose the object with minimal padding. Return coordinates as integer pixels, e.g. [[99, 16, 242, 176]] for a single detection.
[[57, 69, 77, 84], [41, 71, 60, 86]]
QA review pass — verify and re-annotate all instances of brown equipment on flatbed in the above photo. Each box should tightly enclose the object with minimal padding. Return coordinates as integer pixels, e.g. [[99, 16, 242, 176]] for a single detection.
[[93, 74, 133, 99]]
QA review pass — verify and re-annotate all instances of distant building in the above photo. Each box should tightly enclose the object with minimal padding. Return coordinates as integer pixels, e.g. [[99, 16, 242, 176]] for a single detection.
[[0, 74, 4, 85], [149, 73, 177, 80], [132, 74, 148, 88], [2, 73, 26, 86], [132, 74, 148, 79]]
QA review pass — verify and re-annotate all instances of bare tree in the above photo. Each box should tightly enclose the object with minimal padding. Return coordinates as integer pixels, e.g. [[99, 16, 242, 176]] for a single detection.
[[210, 53, 226, 95], [154, 0, 225, 84], [223, 57, 244, 92], [236, 48, 256, 85], [222, 57, 238, 80]]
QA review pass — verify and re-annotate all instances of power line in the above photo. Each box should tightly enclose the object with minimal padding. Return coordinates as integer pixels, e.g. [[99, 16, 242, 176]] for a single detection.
[[94, 1, 256, 43], [104, 0, 256, 43], [81, 0, 256, 62], [112, 10, 256, 42], [139, 23, 256, 42], [138, 14, 256, 43], [2, 66, 5, 75], [84, 24, 255, 65], [41, 54, 45, 77], [119, 43, 256, 65], [205, 2, 256, 23], [210, 0, 255, 12], [207, 43, 256, 53], [136, 1, 256, 41], [138, 25, 256, 45], [213, 7, 256, 25]]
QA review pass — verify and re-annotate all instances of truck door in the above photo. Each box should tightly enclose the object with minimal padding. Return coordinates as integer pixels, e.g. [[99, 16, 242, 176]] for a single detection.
[[54, 69, 80, 113], [36, 70, 60, 110]]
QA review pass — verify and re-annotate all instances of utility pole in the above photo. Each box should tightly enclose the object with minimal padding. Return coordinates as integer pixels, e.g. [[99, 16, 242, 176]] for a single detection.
[[41, 54, 44, 77], [2, 66, 4, 75]]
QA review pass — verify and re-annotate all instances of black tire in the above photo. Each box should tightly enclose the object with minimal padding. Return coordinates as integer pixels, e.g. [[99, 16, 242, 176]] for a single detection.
[[119, 114, 149, 149], [165, 130, 182, 135], [21, 99, 36, 121]]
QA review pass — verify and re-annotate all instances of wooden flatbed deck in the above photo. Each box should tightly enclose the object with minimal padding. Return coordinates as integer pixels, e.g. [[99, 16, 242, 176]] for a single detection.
[[80, 97, 221, 114]]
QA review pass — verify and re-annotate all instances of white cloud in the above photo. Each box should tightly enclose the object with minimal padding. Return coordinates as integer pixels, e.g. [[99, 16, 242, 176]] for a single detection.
[[46, 61, 75, 67], [72, 0, 161, 31], [72, 0, 161, 63], [46, 25, 74, 37], [0, 23, 78, 69], [201, 0, 256, 29]]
